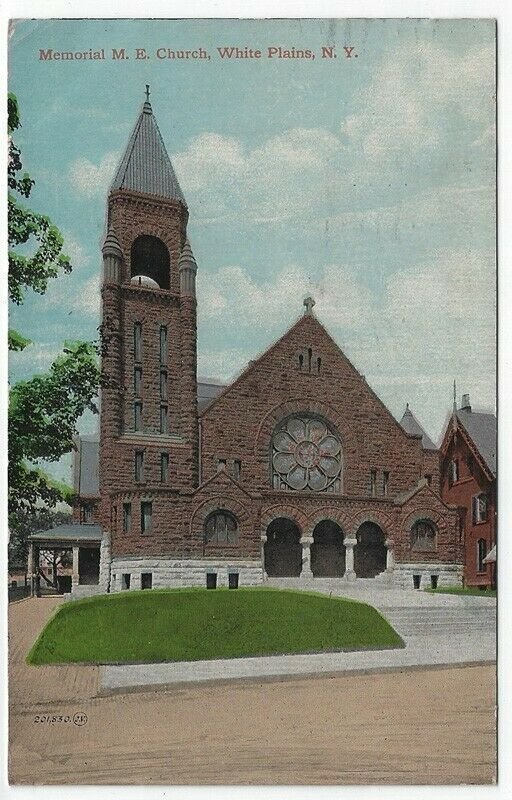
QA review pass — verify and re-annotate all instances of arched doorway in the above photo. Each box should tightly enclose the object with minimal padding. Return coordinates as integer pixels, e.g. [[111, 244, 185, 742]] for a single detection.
[[354, 522, 386, 578], [264, 518, 302, 577], [311, 520, 345, 577]]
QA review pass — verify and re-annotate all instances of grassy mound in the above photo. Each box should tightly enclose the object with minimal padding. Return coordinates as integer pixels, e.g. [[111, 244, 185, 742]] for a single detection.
[[27, 587, 403, 665]]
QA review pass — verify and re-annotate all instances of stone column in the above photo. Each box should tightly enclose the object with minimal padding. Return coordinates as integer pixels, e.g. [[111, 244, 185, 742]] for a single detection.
[[300, 537, 314, 578], [343, 537, 357, 581], [28, 542, 35, 597], [260, 535, 268, 580], [385, 539, 395, 572], [72, 545, 80, 589]]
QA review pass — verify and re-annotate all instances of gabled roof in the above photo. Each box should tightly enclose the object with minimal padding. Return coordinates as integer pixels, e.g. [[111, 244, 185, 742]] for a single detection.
[[111, 99, 186, 204], [456, 409, 496, 477], [399, 406, 437, 450]]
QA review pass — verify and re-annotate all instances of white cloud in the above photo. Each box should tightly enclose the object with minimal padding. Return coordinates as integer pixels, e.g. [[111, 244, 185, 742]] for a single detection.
[[341, 41, 495, 161], [68, 150, 121, 198]]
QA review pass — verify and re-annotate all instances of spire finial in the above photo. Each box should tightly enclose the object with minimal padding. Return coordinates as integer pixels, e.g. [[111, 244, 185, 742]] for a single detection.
[[303, 296, 315, 315], [145, 84, 150, 103]]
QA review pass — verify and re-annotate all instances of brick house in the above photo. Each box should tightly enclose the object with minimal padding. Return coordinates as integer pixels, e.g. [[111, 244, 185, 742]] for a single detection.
[[440, 394, 497, 589], [28, 94, 464, 595]]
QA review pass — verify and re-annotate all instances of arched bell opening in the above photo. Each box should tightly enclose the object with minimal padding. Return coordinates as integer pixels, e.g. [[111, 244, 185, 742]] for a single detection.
[[354, 522, 387, 578], [130, 235, 170, 289], [264, 517, 302, 577], [311, 520, 345, 577]]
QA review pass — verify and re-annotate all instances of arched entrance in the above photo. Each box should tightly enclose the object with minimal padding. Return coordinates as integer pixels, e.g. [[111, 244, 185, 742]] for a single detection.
[[264, 518, 302, 577], [354, 522, 386, 578], [311, 520, 345, 577]]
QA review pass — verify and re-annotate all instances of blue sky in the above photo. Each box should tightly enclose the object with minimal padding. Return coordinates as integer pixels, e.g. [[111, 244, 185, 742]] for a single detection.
[[8, 18, 496, 482]]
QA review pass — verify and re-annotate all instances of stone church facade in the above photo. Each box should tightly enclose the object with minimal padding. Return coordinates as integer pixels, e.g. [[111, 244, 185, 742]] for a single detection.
[[67, 94, 464, 594]]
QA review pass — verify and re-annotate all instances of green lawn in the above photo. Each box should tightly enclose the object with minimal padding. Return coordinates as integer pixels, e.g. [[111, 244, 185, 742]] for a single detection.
[[27, 587, 403, 665], [426, 586, 496, 598]]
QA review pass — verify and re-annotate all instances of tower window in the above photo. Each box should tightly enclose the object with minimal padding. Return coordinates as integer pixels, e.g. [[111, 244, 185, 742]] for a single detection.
[[141, 501, 153, 534], [135, 451, 144, 482], [160, 370, 168, 401], [122, 502, 132, 532], [370, 470, 377, 497], [159, 326, 168, 363], [134, 367, 142, 396], [130, 235, 170, 290], [134, 323, 142, 363], [160, 453, 169, 482], [160, 405, 168, 434], [134, 401, 143, 431], [382, 471, 389, 496]]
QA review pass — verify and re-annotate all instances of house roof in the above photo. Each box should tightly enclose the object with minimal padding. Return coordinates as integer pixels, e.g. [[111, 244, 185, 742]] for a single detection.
[[29, 524, 103, 543], [399, 406, 437, 450], [111, 99, 186, 204], [456, 409, 496, 477]]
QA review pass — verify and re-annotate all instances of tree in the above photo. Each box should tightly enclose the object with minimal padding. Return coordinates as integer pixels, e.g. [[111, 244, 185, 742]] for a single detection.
[[8, 93, 101, 521]]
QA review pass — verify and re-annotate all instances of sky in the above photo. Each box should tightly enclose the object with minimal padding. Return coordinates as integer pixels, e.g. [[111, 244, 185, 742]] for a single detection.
[[8, 17, 496, 483]]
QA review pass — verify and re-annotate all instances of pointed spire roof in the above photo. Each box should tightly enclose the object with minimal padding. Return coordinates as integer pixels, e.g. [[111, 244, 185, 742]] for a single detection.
[[111, 91, 186, 204], [178, 239, 197, 270], [400, 405, 437, 450]]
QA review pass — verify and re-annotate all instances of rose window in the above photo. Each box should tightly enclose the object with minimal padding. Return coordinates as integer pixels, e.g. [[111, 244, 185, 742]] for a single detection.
[[272, 416, 342, 492]]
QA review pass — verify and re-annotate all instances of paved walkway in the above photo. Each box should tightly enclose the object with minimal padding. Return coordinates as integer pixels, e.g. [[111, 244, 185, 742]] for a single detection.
[[102, 581, 496, 693]]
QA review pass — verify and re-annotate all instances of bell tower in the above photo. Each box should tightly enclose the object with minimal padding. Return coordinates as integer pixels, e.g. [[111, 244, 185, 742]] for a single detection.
[[99, 89, 199, 544]]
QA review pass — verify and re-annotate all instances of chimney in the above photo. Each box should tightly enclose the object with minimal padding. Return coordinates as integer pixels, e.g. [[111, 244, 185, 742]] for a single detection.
[[460, 393, 471, 412]]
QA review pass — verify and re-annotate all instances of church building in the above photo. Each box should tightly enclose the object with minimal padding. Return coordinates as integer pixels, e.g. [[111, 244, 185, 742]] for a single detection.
[[29, 93, 465, 596]]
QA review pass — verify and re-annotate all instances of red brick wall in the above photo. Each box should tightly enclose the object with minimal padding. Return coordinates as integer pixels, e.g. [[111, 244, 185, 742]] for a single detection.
[[441, 434, 496, 586]]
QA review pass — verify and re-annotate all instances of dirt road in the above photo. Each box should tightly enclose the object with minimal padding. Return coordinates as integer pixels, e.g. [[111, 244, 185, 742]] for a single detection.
[[9, 597, 496, 785]]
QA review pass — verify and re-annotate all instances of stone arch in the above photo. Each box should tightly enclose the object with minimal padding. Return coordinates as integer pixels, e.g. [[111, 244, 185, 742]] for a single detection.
[[190, 495, 250, 552], [260, 504, 308, 537], [310, 519, 346, 577], [350, 510, 392, 539], [354, 520, 387, 578], [264, 517, 302, 577], [306, 507, 352, 538], [130, 234, 170, 289]]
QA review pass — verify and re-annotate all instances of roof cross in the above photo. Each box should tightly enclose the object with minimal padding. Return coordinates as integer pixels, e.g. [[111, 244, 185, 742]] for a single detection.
[[303, 296, 315, 315]]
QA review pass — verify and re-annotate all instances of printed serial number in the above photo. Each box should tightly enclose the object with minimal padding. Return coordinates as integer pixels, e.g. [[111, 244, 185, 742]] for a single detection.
[[33, 712, 88, 726]]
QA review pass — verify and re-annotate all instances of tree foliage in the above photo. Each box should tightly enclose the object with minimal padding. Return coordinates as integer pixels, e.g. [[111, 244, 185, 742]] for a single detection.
[[8, 94, 101, 519]]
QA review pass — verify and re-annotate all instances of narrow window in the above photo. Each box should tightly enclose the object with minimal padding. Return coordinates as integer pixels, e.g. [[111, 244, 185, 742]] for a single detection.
[[160, 404, 168, 434], [135, 451, 144, 482], [370, 469, 377, 497], [233, 460, 241, 480], [382, 471, 389, 496], [141, 572, 153, 590], [160, 453, 169, 483], [134, 367, 142, 396], [122, 502, 132, 532], [141, 501, 153, 534], [134, 400, 143, 431], [134, 322, 142, 362], [160, 369, 168, 401], [159, 325, 168, 364], [477, 538, 487, 572], [473, 493, 489, 524], [449, 459, 459, 485], [121, 573, 131, 590]]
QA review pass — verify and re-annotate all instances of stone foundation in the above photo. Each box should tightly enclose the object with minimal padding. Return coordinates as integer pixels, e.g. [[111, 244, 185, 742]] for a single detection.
[[110, 557, 263, 591], [392, 562, 463, 590]]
